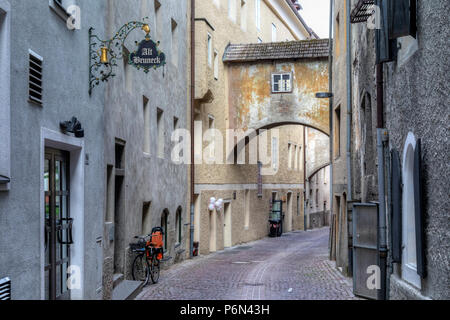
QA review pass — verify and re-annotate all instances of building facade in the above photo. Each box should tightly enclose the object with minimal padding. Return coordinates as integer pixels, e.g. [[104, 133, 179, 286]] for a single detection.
[[191, 0, 329, 255], [0, 0, 107, 300], [332, 0, 450, 300], [101, 0, 189, 299]]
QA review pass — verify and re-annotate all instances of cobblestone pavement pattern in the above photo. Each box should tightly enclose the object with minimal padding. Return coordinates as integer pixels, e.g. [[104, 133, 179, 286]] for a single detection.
[[137, 228, 360, 300]]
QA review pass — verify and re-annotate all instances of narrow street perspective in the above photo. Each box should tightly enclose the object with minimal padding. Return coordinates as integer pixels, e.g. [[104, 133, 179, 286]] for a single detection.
[[137, 228, 358, 300], [0, 0, 448, 305]]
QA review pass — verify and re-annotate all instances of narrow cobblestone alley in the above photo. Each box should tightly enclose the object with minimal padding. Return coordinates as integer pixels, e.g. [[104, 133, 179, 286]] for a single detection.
[[137, 228, 360, 300]]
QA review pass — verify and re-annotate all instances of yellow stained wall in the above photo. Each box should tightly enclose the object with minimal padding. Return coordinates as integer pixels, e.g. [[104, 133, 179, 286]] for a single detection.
[[193, 0, 312, 255]]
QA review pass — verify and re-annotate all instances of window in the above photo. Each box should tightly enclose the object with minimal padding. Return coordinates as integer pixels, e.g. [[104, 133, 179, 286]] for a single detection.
[[50, 0, 74, 21], [171, 19, 178, 67], [272, 23, 277, 42], [213, 50, 219, 80], [207, 33, 212, 66], [401, 133, 422, 289], [271, 73, 292, 93], [255, 0, 261, 30], [142, 202, 152, 235], [115, 140, 125, 170], [161, 210, 169, 251], [298, 146, 302, 171], [272, 137, 278, 171], [335, 12, 340, 57], [0, 4, 11, 191], [208, 115, 215, 158], [316, 189, 319, 207], [288, 143, 293, 169], [176, 207, 182, 244], [29, 50, 43, 105], [333, 105, 341, 159], [228, 0, 237, 22], [244, 190, 250, 229], [294, 145, 298, 170], [157, 108, 164, 158], [240, 0, 247, 31], [143, 96, 150, 154]]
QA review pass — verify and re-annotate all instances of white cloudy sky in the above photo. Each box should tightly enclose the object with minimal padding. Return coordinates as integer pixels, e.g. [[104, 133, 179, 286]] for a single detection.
[[299, 0, 331, 39]]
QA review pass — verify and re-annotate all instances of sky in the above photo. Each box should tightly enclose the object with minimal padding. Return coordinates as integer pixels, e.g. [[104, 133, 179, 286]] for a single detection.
[[298, 0, 331, 39]]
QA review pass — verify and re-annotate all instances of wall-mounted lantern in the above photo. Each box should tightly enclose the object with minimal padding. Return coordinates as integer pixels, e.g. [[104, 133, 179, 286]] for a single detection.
[[0, 175, 10, 185], [89, 18, 166, 95], [60, 117, 84, 138]]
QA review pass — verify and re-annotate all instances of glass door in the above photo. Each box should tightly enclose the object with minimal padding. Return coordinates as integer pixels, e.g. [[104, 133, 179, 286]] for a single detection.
[[44, 148, 72, 300]]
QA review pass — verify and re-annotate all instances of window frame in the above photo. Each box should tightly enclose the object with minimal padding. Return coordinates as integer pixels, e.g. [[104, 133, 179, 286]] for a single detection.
[[271, 72, 293, 94], [207, 33, 212, 67]]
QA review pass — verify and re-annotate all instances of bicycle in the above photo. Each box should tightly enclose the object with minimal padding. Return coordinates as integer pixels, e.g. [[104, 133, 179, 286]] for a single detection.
[[130, 227, 164, 286]]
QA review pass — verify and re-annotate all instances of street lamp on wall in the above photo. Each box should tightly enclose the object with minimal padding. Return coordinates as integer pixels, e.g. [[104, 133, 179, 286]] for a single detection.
[[315, 92, 334, 99]]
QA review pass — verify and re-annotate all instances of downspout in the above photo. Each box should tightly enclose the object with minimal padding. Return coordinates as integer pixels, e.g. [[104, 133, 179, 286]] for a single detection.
[[189, 0, 195, 259], [328, 0, 334, 256], [303, 126, 307, 231], [376, 63, 387, 300], [346, 0, 352, 202]]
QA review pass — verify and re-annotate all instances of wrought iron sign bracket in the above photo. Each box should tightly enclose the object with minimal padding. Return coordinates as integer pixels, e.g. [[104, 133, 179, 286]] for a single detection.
[[89, 18, 166, 95]]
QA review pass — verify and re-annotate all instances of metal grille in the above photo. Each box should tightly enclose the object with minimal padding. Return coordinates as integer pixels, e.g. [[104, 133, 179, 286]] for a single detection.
[[29, 51, 43, 105], [352, 203, 380, 300], [351, 0, 376, 23], [0, 277, 11, 300]]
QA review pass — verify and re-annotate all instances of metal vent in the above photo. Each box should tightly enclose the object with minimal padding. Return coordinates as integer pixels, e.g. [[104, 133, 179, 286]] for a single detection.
[[0, 277, 11, 300], [29, 50, 43, 105], [351, 0, 375, 23]]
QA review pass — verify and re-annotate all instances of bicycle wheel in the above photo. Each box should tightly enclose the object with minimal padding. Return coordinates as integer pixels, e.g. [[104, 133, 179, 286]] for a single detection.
[[132, 254, 149, 286], [150, 254, 160, 284]]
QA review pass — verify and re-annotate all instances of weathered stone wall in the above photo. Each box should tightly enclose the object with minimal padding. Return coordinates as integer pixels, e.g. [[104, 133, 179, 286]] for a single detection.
[[103, 0, 189, 291], [383, 0, 450, 300], [192, 0, 315, 255], [228, 60, 330, 135], [331, 0, 350, 274]]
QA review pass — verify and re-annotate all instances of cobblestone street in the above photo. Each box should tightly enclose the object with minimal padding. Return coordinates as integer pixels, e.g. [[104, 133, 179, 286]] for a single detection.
[[137, 228, 359, 300]]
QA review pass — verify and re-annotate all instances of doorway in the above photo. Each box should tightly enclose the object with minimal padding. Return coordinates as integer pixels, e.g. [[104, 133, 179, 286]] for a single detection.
[[44, 148, 71, 300], [209, 209, 217, 253], [223, 202, 232, 248], [286, 192, 293, 232]]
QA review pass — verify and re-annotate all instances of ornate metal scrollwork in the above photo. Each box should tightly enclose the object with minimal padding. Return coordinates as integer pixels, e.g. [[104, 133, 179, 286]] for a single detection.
[[89, 18, 150, 95]]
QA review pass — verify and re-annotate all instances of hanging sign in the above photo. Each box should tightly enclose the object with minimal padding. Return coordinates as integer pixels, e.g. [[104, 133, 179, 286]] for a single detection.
[[129, 32, 166, 73]]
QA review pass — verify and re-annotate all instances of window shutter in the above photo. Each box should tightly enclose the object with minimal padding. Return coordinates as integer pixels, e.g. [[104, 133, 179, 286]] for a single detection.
[[391, 149, 402, 263], [29, 51, 43, 105], [376, 0, 394, 63], [389, 0, 416, 39], [414, 139, 426, 278]]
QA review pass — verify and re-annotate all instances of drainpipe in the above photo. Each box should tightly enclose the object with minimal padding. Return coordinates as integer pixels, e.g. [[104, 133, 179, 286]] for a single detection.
[[328, 0, 334, 254], [303, 126, 307, 231], [376, 63, 387, 300], [189, 0, 195, 259], [346, 0, 352, 202]]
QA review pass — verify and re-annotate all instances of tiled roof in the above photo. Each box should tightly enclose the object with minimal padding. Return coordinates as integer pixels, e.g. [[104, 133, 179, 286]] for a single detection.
[[223, 39, 330, 63]]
